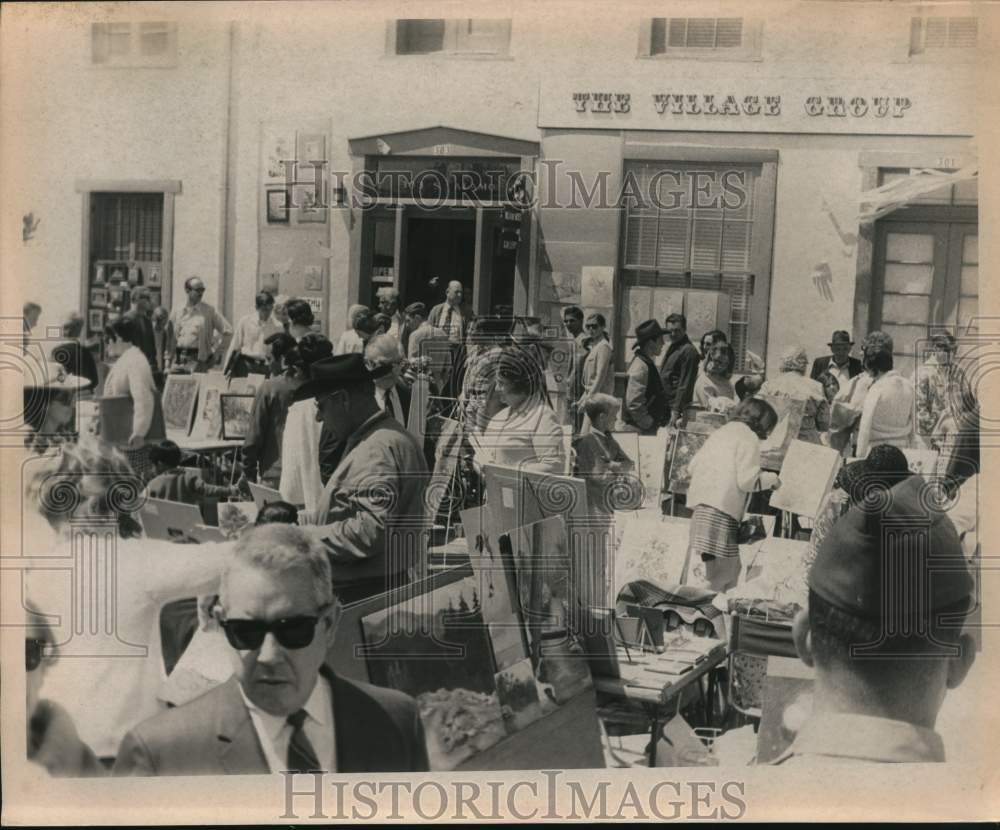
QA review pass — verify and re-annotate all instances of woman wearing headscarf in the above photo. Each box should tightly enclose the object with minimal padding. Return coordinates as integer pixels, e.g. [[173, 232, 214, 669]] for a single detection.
[[759, 345, 830, 445], [477, 346, 566, 475], [855, 331, 914, 458]]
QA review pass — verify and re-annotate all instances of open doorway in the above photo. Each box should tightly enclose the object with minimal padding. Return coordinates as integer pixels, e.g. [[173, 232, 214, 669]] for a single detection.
[[404, 210, 476, 309]]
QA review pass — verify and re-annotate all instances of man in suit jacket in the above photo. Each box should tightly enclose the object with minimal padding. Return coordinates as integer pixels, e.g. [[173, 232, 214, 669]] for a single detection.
[[810, 329, 864, 387], [113, 524, 428, 775], [128, 286, 159, 371]]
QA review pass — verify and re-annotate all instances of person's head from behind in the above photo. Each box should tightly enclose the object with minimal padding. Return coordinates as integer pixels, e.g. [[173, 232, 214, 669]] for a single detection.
[[445, 281, 464, 306], [130, 286, 152, 315], [779, 345, 809, 376], [104, 316, 138, 358], [61, 311, 84, 339], [347, 304, 370, 332], [273, 295, 291, 325], [583, 393, 620, 434], [818, 370, 840, 403], [152, 306, 169, 330], [403, 302, 427, 329], [255, 500, 300, 526], [265, 331, 296, 376], [24, 302, 42, 329], [216, 524, 340, 717], [834, 444, 910, 507], [705, 342, 736, 380], [149, 439, 183, 476], [562, 306, 584, 337], [364, 334, 404, 390], [862, 331, 894, 377], [373, 313, 392, 336], [794, 475, 975, 733], [727, 396, 778, 440], [376, 287, 400, 316], [495, 346, 543, 409], [700, 329, 727, 357], [285, 332, 333, 378], [664, 313, 687, 344], [285, 299, 314, 332]]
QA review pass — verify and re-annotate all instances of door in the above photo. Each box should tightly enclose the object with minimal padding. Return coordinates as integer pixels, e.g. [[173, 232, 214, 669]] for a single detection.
[[871, 220, 978, 378]]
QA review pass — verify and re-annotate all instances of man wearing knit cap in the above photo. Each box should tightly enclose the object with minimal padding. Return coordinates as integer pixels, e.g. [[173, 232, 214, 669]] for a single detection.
[[774, 473, 976, 764]]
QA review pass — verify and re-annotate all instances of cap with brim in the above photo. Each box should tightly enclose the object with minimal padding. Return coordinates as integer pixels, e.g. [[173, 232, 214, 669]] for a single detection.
[[291, 354, 374, 402], [829, 330, 853, 346], [810, 474, 972, 619], [634, 319, 666, 345]]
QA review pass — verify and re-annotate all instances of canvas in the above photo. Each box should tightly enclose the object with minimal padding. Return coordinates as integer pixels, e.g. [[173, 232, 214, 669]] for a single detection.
[[219, 393, 255, 441], [361, 575, 507, 771], [770, 439, 843, 519], [494, 658, 548, 734], [426, 417, 462, 525], [665, 429, 710, 494], [161, 374, 200, 434], [189, 373, 230, 441], [581, 266, 614, 308], [758, 395, 807, 471], [613, 514, 692, 600]]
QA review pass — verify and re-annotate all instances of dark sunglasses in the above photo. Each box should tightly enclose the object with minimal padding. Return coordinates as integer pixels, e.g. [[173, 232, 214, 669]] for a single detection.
[[220, 615, 324, 651], [26, 637, 47, 672]]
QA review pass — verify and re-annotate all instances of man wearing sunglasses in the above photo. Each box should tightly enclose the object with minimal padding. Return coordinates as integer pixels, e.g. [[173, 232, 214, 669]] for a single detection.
[[113, 524, 428, 775], [165, 276, 232, 373]]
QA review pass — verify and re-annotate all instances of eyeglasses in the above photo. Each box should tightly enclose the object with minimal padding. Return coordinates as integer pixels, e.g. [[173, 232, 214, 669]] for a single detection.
[[220, 615, 325, 651], [26, 637, 47, 672]]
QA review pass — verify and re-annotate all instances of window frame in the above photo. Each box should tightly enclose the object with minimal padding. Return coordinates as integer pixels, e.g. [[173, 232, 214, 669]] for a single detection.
[[386, 18, 513, 59], [638, 17, 762, 61], [907, 13, 977, 62], [91, 20, 178, 68]]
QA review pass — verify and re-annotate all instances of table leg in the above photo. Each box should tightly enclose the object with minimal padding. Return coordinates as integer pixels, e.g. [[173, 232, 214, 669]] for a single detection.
[[705, 669, 716, 727], [648, 713, 661, 767]]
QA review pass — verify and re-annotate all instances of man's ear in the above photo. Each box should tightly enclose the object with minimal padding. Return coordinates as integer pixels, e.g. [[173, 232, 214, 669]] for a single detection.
[[946, 632, 976, 690], [792, 608, 815, 668]]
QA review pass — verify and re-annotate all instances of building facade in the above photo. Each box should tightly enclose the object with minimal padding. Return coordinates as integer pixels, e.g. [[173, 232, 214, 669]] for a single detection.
[[3, 1, 980, 382]]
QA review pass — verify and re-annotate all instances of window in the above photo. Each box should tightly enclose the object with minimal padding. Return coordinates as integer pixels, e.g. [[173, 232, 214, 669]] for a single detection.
[[642, 17, 760, 60], [910, 16, 977, 56], [618, 161, 775, 372], [92, 21, 177, 66], [392, 19, 511, 56]]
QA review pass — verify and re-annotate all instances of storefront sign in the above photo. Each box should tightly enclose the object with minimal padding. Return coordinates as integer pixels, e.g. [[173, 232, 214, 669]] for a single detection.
[[572, 92, 912, 119]]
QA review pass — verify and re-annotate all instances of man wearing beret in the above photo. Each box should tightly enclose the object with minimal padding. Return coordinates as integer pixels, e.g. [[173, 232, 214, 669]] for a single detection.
[[294, 354, 430, 604], [775, 473, 976, 764]]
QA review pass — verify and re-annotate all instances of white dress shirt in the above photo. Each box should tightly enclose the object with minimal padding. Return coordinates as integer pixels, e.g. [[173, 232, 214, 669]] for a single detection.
[[226, 312, 283, 363], [238, 675, 336, 773], [375, 384, 405, 425]]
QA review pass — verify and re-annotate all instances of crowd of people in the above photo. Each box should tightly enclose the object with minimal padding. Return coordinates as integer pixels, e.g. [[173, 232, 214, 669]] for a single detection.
[[17, 279, 982, 776]]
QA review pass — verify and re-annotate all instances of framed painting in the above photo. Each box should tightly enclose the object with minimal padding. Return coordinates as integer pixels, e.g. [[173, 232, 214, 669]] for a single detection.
[[89, 287, 108, 308], [161, 374, 200, 434], [146, 264, 162, 287], [266, 187, 289, 223], [220, 393, 255, 441], [292, 183, 326, 224], [87, 308, 104, 333], [665, 429, 710, 494]]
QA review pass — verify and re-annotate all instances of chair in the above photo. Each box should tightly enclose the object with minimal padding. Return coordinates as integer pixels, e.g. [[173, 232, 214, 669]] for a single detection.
[[723, 612, 790, 727]]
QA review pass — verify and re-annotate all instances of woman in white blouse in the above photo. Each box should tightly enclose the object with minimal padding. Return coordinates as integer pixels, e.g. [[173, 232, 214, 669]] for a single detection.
[[478, 346, 567, 475], [102, 316, 166, 482], [856, 330, 914, 458]]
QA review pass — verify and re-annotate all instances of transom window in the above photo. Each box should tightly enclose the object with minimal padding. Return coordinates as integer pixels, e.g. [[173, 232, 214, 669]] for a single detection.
[[91, 21, 177, 67], [392, 19, 511, 56]]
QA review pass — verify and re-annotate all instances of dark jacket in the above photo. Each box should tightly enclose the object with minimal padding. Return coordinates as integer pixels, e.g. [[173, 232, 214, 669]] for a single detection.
[[623, 351, 668, 434], [810, 354, 864, 382], [51, 341, 99, 389], [112, 668, 429, 775], [658, 335, 700, 418], [242, 374, 302, 485], [127, 311, 159, 371]]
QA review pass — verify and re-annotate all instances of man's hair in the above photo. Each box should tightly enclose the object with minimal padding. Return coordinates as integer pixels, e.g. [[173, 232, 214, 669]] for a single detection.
[[287, 332, 332, 371], [61, 312, 84, 338], [373, 313, 392, 333], [286, 299, 314, 327], [365, 333, 403, 369], [347, 304, 370, 328], [24, 302, 41, 316], [728, 396, 778, 439], [808, 588, 969, 682], [255, 291, 275, 310], [224, 524, 334, 610], [184, 276, 203, 291], [376, 287, 400, 302], [583, 393, 620, 423], [264, 331, 296, 363], [152, 306, 169, 323], [665, 313, 687, 329], [106, 315, 138, 344], [562, 305, 584, 322], [255, 500, 300, 526], [149, 439, 183, 469], [130, 285, 150, 303], [701, 329, 727, 348], [586, 312, 606, 328]]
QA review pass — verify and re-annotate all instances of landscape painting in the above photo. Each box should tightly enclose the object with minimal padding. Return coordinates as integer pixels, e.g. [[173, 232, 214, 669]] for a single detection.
[[161, 374, 200, 434], [189, 373, 230, 441], [361, 576, 507, 770], [665, 429, 710, 494], [220, 393, 255, 441]]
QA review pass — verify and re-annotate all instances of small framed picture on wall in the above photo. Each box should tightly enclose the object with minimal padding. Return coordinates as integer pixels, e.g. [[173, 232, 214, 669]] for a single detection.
[[147, 264, 162, 287], [297, 133, 326, 165], [266, 188, 289, 224], [88, 309, 104, 333], [292, 184, 326, 224], [90, 287, 108, 308]]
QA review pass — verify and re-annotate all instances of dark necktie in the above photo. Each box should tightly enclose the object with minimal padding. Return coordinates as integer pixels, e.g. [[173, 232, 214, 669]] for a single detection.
[[286, 709, 322, 773], [443, 306, 455, 339]]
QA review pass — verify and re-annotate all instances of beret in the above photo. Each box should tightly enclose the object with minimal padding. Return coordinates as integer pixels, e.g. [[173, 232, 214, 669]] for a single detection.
[[291, 354, 373, 402], [810, 474, 973, 619]]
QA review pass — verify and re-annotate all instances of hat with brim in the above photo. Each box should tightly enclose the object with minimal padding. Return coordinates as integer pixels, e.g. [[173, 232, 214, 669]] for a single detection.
[[829, 330, 853, 346], [291, 354, 374, 402], [634, 319, 666, 346]]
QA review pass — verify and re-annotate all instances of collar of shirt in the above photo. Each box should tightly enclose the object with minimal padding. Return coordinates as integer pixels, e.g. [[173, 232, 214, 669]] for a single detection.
[[782, 711, 945, 763], [238, 675, 334, 773]]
